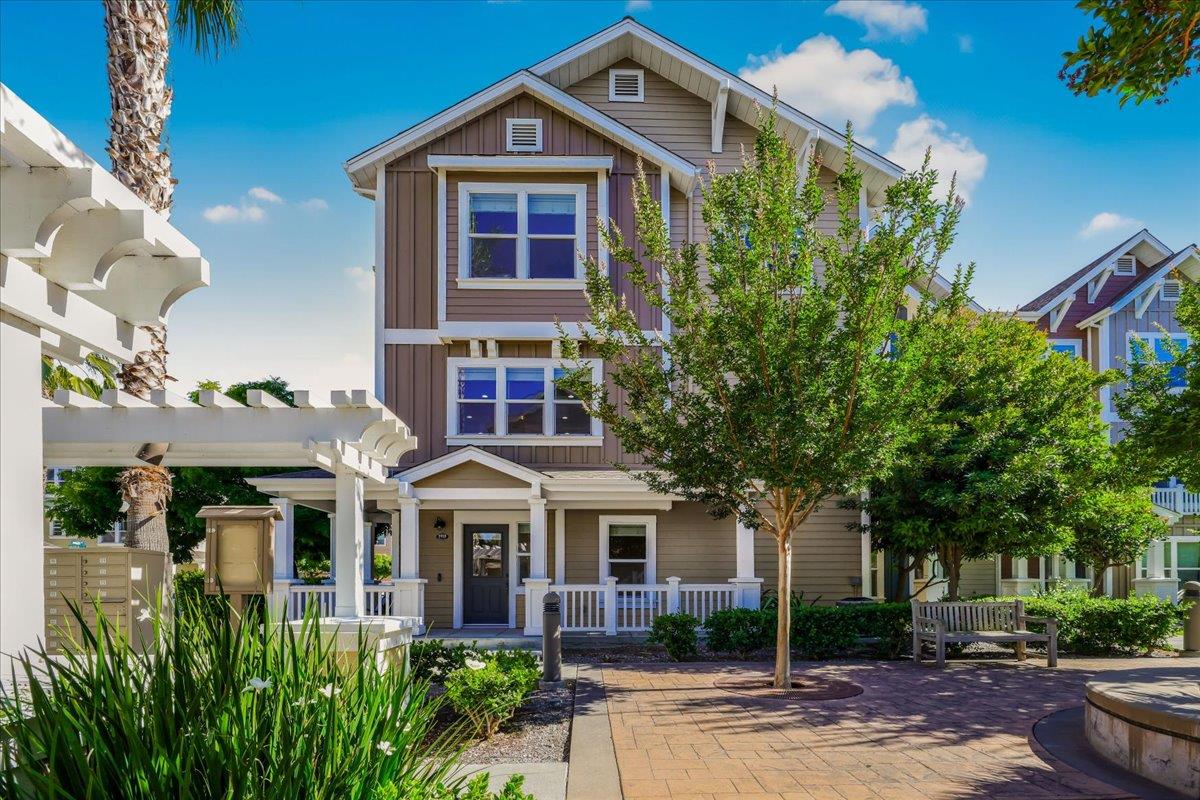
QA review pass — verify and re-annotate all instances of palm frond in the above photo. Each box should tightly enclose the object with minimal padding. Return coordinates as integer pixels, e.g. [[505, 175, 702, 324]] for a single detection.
[[173, 0, 242, 59]]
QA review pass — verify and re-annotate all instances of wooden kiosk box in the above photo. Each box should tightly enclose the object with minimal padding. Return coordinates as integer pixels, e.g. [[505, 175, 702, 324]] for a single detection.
[[198, 506, 282, 599]]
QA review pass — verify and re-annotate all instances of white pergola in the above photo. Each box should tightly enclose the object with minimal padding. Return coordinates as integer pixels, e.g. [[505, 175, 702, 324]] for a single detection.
[[43, 388, 418, 619], [1, 85, 208, 659]]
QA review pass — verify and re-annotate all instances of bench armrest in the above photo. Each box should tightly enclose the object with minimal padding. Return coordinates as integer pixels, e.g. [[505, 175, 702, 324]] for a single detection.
[[1019, 615, 1058, 631], [913, 615, 946, 633]]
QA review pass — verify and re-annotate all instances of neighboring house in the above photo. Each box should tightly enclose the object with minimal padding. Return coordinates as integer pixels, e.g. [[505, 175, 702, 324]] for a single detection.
[[44, 468, 126, 544], [947, 230, 1198, 601], [252, 18, 924, 635]]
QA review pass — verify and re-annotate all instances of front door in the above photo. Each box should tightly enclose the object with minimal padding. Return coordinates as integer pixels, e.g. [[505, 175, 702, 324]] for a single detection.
[[462, 524, 507, 624]]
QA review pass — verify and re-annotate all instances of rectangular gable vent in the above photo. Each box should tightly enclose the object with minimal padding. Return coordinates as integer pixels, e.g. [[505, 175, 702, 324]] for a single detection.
[[1114, 255, 1136, 276], [1161, 279, 1182, 301], [609, 68, 644, 102], [506, 118, 542, 152]]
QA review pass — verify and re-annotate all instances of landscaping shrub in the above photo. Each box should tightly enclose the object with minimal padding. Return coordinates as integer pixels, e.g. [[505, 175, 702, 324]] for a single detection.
[[375, 773, 534, 800], [828, 603, 912, 659], [444, 657, 540, 739], [985, 588, 1185, 655], [647, 612, 700, 660], [0, 595, 478, 799], [789, 606, 859, 659], [703, 608, 774, 655], [410, 640, 538, 684]]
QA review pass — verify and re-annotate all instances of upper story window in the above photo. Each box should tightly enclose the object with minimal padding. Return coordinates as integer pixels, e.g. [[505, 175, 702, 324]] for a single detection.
[[608, 68, 644, 102], [447, 358, 601, 444], [1114, 255, 1136, 276], [458, 183, 586, 287], [1161, 280, 1182, 302], [1129, 332, 1189, 389], [505, 118, 542, 153]]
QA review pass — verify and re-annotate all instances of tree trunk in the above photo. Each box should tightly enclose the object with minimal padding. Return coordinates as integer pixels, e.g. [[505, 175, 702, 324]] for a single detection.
[[1090, 566, 1107, 597], [773, 529, 792, 689], [939, 544, 963, 600], [104, 0, 175, 554]]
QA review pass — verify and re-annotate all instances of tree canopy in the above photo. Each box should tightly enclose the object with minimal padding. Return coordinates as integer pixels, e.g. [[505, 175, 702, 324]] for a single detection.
[[558, 108, 971, 686], [860, 313, 1115, 599], [1066, 486, 1168, 594], [1061, 0, 1200, 105]]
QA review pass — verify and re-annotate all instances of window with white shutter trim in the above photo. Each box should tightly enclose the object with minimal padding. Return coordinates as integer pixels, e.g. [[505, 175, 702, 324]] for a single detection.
[[609, 68, 644, 102], [1114, 255, 1136, 276], [505, 118, 542, 152]]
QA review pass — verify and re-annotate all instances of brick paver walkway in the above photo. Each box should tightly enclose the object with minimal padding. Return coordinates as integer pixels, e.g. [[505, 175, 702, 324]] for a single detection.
[[601, 658, 1176, 800]]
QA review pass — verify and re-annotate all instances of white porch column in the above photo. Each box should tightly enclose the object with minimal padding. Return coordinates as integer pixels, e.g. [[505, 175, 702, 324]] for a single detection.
[[0, 313, 45, 661], [363, 520, 375, 585], [1134, 539, 1177, 602], [524, 498, 551, 635], [327, 513, 337, 583], [391, 498, 426, 627], [554, 508, 566, 584], [268, 497, 295, 619], [729, 519, 763, 609], [333, 468, 365, 617]]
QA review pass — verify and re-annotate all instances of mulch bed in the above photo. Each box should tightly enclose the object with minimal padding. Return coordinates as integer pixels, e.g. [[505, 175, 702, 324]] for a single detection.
[[428, 679, 577, 764]]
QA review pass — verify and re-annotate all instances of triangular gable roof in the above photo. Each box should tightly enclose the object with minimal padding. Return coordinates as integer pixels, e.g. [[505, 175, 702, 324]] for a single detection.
[[344, 70, 699, 194], [395, 446, 547, 486], [1075, 244, 1200, 327], [528, 17, 903, 199], [1018, 229, 1173, 317]]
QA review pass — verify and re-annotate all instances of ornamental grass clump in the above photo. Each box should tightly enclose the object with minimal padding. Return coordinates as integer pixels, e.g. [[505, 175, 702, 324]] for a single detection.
[[0, 595, 472, 799]]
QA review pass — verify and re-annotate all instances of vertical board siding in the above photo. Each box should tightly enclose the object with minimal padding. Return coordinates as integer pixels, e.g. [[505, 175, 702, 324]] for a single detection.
[[753, 500, 864, 603]]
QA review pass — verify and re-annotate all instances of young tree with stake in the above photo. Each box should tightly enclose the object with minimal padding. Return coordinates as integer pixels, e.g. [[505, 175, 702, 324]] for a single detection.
[[558, 110, 970, 688]]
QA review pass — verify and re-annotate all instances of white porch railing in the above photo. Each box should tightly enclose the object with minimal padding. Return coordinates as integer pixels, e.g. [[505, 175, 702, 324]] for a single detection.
[[364, 585, 394, 616], [546, 578, 740, 634], [1151, 485, 1200, 515], [286, 584, 398, 619]]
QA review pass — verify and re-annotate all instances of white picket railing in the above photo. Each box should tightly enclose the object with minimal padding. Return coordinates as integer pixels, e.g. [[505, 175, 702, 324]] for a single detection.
[[364, 585, 394, 616], [678, 583, 737, 620], [1151, 485, 1200, 515], [554, 584, 606, 631], [547, 579, 743, 633], [288, 584, 335, 619]]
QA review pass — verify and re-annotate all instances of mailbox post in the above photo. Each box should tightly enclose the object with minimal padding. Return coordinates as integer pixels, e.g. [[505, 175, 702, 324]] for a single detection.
[[198, 506, 283, 622]]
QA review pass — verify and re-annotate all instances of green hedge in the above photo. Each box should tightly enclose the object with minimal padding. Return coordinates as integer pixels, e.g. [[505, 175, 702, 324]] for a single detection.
[[703, 603, 912, 659], [987, 589, 1186, 655]]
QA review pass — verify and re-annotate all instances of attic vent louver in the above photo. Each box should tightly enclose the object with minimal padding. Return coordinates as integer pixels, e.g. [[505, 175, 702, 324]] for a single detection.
[[609, 68, 644, 102], [1114, 255, 1136, 276], [1161, 280, 1182, 301], [506, 118, 542, 152]]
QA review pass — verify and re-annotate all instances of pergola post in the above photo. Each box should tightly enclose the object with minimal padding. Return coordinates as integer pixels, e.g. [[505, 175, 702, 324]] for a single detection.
[[326, 513, 337, 584], [524, 498, 550, 635], [363, 520, 375, 585], [268, 497, 295, 619], [333, 468, 365, 617], [391, 498, 425, 628]]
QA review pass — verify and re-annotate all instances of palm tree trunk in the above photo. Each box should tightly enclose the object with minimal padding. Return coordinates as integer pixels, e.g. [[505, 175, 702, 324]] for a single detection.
[[105, 0, 175, 554]]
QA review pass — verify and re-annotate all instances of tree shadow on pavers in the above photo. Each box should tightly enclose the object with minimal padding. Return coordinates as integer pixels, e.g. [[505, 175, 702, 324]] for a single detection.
[[595, 659, 1192, 797]]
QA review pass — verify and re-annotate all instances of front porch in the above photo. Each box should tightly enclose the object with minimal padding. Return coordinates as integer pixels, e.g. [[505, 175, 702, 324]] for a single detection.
[[252, 447, 766, 636]]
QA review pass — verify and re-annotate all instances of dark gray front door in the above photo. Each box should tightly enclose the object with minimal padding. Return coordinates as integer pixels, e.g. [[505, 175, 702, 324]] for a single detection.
[[462, 524, 507, 624]]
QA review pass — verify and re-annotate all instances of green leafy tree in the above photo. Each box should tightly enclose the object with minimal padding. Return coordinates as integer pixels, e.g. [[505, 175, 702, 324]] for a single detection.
[[1061, 0, 1200, 105], [557, 109, 970, 688], [41, 353, 117, 400], [861, 314, 1114, 600], [1066, 486, 1169, 595], [1113, 281, 1199, 487]]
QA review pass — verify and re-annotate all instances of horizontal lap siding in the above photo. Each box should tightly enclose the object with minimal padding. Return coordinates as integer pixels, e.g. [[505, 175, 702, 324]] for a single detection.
[[413, 461, 529, 489], [563, 510, 601, 584], [753, 500, 863, 603], [419, 509, 454, 632], [656, 503, 735, 582], [959, 558, 998, 599]]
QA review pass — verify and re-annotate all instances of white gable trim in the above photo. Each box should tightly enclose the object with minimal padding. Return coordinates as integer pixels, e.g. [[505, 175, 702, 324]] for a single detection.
[[1027, 230, 1173, 319], [344, 71, 697, 192], [1107, 245, 1199, 318], [396, 445, 547, 487]]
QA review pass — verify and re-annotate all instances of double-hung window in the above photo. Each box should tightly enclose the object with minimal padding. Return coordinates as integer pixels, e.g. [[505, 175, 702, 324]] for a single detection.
[[600, 516, 656, 585], [459, 183, 587, 286], [1129, 332, 1189, 389], [448, 358, 602, 444]]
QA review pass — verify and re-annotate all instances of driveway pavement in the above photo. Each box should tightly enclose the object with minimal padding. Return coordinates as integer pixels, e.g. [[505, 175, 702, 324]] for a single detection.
[[599, 657, 1183, 800]]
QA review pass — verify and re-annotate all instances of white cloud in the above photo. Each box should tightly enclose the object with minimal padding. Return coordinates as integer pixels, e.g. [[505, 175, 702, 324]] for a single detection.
[[626, 0, 651, 10], [248, 186, 283, 203], [956, 34, 974, 54], [202, 203, 266, 224], [344, 266, 374, 292], [826, 0, 927, 40], [299, 197, 329, 213], [740, 35, 917, 134], [1079, 211, 1143, 239], [885, 115, 988, 204]]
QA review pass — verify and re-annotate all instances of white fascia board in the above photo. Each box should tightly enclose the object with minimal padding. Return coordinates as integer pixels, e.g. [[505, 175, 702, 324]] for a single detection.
[[1106, 246, 1199, 316], [344, 72, 696, 190], [396, 445, 546, 486], [1075, 307, 1113, 329], [1, 255, 142, 362], [527, 19, 903, 180], [1026, 230, 1173, 317], [426, 155, 614, 172]]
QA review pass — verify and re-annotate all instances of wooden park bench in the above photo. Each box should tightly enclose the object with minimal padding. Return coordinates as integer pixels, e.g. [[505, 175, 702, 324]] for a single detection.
[[911, 599, 1058, 668]]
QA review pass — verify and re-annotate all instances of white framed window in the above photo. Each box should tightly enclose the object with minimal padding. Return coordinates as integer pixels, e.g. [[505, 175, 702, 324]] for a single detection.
[[446, 357, 602, 445], [1161, 280, 1182, 302], [1047, 339, 1082, 358], [1128, 331, 1190, 389], [457, 182, 587, 288], [516, 522, 531, 583], [1114, 255, 1136, 276], [608, 68, 644, 102], [599, 515, 656, 585], [505, 118, 542, 153]]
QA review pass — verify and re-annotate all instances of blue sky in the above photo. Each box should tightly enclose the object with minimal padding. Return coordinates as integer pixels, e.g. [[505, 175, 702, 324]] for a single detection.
[[2, 0, 1197, 392]]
